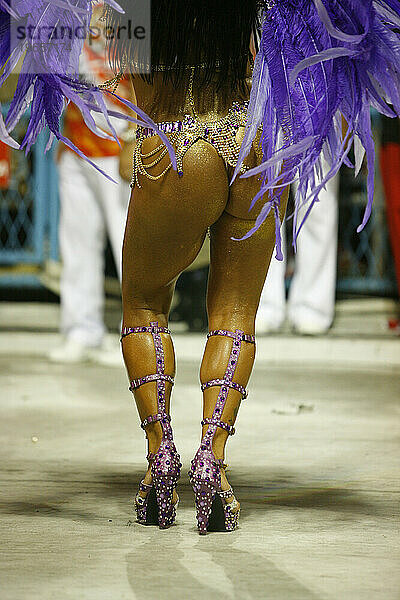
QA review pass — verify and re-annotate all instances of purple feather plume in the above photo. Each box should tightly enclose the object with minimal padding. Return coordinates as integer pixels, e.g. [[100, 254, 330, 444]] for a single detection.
[[0, 0, 177, 178], [238, 0, 400, 257]]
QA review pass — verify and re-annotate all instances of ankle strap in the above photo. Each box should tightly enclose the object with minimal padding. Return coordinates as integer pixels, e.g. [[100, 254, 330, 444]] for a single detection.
[[208, 329, 255, 344], [124, 322, 174, 450], [124, 322, 173, 418], [139, 480, 152, 491], [200, 329, 246, 449], [141, 413, 171, 430], [121, 324, 171, 341], [129, 373, 174, 391], [201, 418, 235, 436], [217, 487, 234, 499], [201, 378, 247, 400]]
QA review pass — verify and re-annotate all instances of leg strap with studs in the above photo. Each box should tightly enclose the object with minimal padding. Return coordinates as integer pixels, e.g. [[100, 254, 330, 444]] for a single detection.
[[140, 413, 171, 430], [201, 328, 255, 449], [121, 321, 173, 438], [130, 373, 174, 392], [207, 330, 255, 344], [121, 324, 171, 340], [201, 418, 235, 436], [201, 379, 247, 399]]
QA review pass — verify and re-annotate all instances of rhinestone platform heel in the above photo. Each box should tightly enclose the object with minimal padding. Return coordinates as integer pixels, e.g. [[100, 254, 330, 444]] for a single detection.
[[121, 322, 182, 529], [189, 328, 255, 535]]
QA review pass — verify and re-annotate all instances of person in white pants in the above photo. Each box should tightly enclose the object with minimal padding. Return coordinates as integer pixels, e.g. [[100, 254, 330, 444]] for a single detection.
[[49, 151, 129, 362], [48, 22, 131, 364], [256, 169, 339, 335]]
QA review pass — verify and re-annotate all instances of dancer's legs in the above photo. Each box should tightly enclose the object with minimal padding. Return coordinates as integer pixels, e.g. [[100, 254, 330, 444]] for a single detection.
[[121, 134, 288, 506]]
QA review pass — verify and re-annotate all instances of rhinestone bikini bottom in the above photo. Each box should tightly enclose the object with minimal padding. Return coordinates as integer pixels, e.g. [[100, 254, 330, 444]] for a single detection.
[[131, 101, 261, 188]]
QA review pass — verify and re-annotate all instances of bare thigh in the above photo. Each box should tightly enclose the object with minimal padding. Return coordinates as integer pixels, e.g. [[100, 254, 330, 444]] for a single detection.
[[207, 142, 289, 332], [122, 138, 229, 321]]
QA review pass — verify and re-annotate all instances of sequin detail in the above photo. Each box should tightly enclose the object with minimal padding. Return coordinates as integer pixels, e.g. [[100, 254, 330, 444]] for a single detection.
[[141, 413, 171, 430], [201, 418, 235, 436], [131, 101, 255, 189], [207, 329, 255, 344], [124, 321, 181, 528], [189, 328, 250, 534], [201, 378, 247, 400], [129, 373, 174, 392], [121, 324, 171, 340]]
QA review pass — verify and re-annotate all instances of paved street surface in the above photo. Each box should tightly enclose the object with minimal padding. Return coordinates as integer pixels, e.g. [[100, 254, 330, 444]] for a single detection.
[[1, 322, 399, 599]]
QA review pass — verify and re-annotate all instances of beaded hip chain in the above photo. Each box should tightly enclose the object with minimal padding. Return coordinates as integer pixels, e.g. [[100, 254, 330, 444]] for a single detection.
[[131, 101, 254, 189]]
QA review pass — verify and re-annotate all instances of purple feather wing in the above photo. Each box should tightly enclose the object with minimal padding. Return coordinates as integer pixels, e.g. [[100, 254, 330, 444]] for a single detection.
[[0, 0, 177, 177], [239, 0, 400, 256]]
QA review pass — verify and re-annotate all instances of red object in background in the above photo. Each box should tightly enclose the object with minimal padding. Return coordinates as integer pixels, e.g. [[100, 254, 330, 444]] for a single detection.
[[380, 119, 400, 299], [388, 319, 400, 336], [0, 141, 10, 189]]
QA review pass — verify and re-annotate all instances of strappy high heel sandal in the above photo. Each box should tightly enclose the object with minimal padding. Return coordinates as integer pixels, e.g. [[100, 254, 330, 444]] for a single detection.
[[121, 322, 182, 529], [189, 328, 255, 535]]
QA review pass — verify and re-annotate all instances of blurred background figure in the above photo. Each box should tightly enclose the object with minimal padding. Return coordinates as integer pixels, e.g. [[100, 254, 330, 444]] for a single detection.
[[380, 116, 400, 335], [48, 19, 130, 364], [257, 164, 339, 335]]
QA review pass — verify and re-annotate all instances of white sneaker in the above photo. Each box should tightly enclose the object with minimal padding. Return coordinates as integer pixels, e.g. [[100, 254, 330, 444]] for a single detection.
[[292, 320, 330, 336], [255, 313, 284, 334], [48, 338, 92, 363], [88, 337, 123, 367]]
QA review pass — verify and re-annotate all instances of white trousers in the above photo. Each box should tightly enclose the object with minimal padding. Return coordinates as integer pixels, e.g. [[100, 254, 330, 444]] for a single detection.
[[258, 170, 339, 330], [58, 151, 130, 346]]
